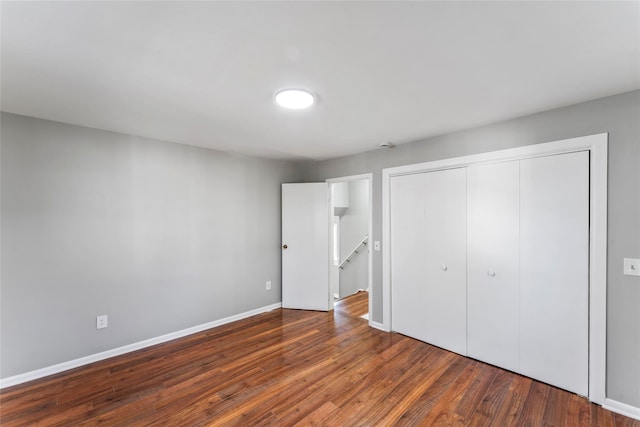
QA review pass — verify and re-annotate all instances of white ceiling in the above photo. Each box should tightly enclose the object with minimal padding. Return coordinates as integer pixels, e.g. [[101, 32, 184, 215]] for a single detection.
[[1, 1, 639, 161]]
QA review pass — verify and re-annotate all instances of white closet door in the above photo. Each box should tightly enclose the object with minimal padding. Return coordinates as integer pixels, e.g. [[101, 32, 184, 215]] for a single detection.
[[467, 161, 520, 372], [519, 152, 589, 396], [391, 169, 467, 355], [391, 173, 427, 341]]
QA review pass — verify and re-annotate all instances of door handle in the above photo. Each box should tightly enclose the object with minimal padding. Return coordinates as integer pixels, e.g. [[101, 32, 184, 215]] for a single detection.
[[282, 244, 288, 249], [487, 270, 496, 277]]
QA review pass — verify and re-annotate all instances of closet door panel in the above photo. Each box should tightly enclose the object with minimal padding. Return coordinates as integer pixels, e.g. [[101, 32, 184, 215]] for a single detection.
[[467, 161, 520, 372], [420, 168, 467, 354], [390, 173, 428, 342], [391, 169, 467, 355], [519, 152, 589, 396]]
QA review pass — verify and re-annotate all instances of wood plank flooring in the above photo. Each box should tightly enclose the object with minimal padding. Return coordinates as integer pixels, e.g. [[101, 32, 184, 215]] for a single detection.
[[1, 291, 638, 426]]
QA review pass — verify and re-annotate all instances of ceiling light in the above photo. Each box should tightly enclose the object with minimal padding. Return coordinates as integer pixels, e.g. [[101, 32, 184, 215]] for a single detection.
[[275, 89, 315, 109]]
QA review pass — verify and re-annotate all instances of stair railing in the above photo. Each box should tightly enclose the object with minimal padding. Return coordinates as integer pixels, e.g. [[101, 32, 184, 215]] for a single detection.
[[338, 235, 368, 270]]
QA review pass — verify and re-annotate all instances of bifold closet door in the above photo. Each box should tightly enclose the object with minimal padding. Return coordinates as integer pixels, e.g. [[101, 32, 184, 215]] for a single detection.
[[391, 168, 467, 355], [467, 161, 520, 372], [519, 151, 589, 396]]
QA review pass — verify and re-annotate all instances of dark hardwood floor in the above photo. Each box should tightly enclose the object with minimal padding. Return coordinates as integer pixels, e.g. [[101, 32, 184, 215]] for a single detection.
[[1, 291, 638, 426]]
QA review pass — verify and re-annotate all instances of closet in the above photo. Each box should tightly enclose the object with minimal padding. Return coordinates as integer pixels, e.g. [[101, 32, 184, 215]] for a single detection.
[[390, 151, 589, 396]]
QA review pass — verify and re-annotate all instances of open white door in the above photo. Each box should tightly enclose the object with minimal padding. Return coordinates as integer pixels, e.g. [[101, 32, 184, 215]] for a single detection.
[[282, 183, 329, 311]]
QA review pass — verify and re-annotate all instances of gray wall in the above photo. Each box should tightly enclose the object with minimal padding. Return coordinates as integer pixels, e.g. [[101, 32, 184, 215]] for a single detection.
[[301, 90, 640, 407], [339, 179, 369, 298], [0, 113, 300, 378]]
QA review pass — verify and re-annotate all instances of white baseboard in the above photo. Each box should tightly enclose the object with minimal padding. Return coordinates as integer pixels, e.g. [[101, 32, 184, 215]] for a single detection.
[[369, 320, 390, 332], [0, 302, 282, 389], [604, 398, 640, 421]]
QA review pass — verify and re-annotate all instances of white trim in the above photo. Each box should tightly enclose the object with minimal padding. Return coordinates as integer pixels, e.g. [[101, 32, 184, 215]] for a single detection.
[[381, 169, 392, 332], [0, 302, 282, 389], [326, 173, 373, 323], [327, 173, 372, 183], [381, 133, 608, 403], [382, 134, 606, 177], [369, 320, 388, 332], [589, 139, 608, 405], [604, 399, 640, 421]]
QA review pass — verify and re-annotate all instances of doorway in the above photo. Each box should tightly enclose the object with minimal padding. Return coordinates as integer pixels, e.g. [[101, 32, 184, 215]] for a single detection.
[[327, 174, 373, 320]]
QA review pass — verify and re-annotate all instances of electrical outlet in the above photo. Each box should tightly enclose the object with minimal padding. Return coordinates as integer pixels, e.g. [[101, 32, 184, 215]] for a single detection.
[[96, 315, 108, 330], [266, 281, 272, 290]]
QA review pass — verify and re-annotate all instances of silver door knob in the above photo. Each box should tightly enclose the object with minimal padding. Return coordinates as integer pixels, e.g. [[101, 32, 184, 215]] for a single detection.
[[441, 265, 448, 271], [487, 270, 496, 277]]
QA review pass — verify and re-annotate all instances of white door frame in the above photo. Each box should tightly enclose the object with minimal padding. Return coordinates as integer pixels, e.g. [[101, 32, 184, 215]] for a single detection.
[[327, 174, 373, 321], [381, 133, 607, 405]]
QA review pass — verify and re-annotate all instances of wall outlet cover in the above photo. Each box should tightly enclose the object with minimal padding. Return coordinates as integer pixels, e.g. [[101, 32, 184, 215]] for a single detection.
[[96, 315, 108, 329]]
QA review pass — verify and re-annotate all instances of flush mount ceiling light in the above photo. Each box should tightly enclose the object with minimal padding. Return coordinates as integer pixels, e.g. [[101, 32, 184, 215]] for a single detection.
[[274, 89, 315, 109]]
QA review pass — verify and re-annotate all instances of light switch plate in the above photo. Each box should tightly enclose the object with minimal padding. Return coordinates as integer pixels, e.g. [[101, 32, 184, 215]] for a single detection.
[[623, 258, 640, 276]]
